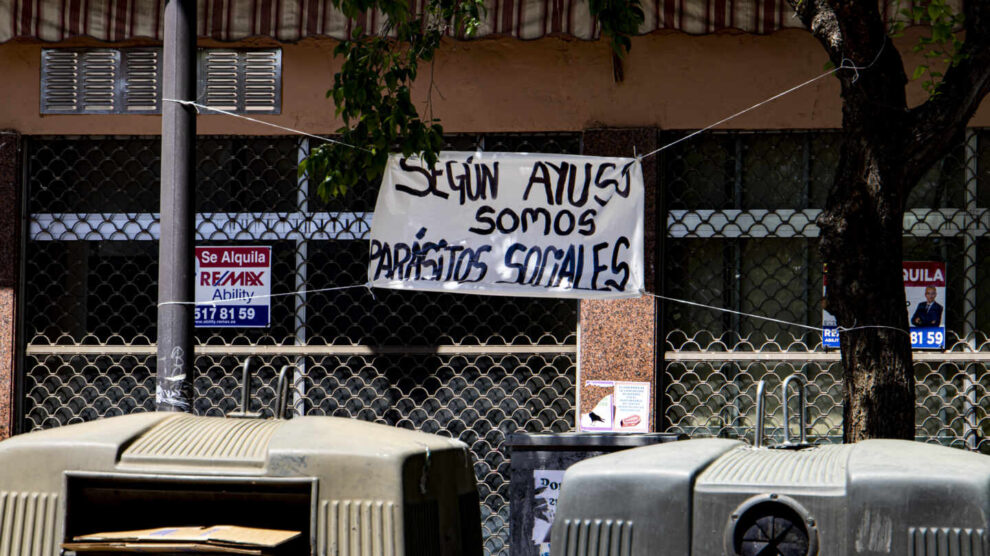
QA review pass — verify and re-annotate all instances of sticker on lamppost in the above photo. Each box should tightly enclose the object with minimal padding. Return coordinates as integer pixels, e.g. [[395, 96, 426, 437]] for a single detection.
[[195, 246, 271, 328], [822, 261, 945, 349]]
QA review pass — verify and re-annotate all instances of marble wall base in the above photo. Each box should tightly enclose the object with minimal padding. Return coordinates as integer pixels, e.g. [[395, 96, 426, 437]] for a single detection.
[[578, 129, 660, 431]]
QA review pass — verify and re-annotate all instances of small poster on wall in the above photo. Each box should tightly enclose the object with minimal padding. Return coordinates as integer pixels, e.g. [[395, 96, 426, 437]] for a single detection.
[[579, 381, 615, 431], [822, 261, 945, 349], [579, 380, 650, 432], [613, 382, 650, 432]]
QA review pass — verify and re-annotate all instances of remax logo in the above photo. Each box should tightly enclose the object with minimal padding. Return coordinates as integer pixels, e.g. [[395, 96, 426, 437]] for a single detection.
[[199, 271, 266, 287]]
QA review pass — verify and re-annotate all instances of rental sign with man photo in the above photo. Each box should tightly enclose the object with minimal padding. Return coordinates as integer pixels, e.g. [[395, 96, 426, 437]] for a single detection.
[[823, 261, 945, 349], [904, 261, 946, 349], [369, 152, 644, 299]]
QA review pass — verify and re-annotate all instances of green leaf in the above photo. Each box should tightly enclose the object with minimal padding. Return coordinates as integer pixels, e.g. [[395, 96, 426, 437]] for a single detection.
[[899, 0, 964, 99], [304, 0, 651, 199]]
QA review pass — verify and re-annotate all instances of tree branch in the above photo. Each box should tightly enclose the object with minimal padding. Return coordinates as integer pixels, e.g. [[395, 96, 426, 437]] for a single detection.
[[786, 0, 842, 63], [906, 0, 990, 178], [788, 0, 906, 119]]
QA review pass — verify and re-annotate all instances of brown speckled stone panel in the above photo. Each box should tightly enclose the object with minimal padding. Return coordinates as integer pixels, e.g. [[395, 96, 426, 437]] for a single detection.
[[0, 131, 20, 440], [579, 296, 656, 424], [579, 129, 658, 430], [0, 289, 12, 439]]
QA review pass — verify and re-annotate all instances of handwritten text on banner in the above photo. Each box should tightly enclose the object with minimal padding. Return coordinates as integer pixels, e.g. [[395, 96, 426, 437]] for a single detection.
[[369, 152, 644, 298]]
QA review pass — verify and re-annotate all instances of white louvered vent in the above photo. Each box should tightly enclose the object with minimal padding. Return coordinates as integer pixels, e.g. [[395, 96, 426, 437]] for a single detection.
[[199, 49, 282, 113], [243, 50, 280, 112], [203, 50, 239, 110], [41, 48, 281, 114], [41, 50, 80, 112], [123, 49, 161, 112], [81, 50, 118, 111]]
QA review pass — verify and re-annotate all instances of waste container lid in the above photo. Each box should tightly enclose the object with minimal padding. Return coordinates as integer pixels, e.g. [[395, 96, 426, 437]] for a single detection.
[[505, 432, 684, 450]]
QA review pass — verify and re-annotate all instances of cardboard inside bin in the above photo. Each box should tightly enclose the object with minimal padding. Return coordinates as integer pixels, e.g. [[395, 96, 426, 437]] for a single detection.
[[63, 525, 300, 554]]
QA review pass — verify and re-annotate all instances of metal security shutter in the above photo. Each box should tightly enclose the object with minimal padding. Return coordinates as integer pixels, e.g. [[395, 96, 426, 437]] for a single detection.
[[660, 129, 990, 452], [22, 133, 578, 556], [40, 48, 281, 115]]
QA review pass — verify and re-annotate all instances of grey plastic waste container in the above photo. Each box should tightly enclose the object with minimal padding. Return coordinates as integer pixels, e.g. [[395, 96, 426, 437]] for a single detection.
[[506, 432, 683, 556]]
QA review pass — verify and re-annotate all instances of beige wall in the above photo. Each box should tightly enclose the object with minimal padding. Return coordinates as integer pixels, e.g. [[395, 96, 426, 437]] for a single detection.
[[1, 28, 987, 136]]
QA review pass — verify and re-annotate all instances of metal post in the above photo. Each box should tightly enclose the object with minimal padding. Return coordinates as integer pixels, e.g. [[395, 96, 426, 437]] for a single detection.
[[156, 0, 196, 412], [654, 132, 669, 433], [963, 130, 979, 449], [293, 139, 310, 416]]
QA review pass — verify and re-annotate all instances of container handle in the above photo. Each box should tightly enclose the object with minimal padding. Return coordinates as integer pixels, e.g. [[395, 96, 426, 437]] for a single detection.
[[240, 357, 253, 413], [781, 374, 808, 446], [229, 357, 261, 419], [275, 365, 294, 419], [754, 380, 768, 448]]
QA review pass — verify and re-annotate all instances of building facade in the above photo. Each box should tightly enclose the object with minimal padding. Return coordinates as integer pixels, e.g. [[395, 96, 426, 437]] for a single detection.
[[1, 1, 989, 553]]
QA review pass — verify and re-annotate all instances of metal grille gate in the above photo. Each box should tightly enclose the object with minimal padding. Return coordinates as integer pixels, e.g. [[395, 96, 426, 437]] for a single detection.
[[21, 133, 580, 555], [661, 129, 990, 452], [20, 129, 990, 554]]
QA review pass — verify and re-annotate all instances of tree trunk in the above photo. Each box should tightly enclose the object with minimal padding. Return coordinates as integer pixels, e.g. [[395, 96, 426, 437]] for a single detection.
[[788, 0, 990, 442], [818, 136, 915, 442], [814, 11, 918, 442]]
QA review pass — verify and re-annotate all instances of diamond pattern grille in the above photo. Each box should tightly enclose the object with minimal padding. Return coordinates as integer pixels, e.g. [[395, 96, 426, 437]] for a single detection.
[[661, 129, 990, 451], [22, 133, 580, 556], [20, 130, 990, 555]]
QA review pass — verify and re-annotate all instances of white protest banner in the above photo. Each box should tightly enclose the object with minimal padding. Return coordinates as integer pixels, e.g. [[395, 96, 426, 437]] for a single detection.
[[369, 152, 644, 298]]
